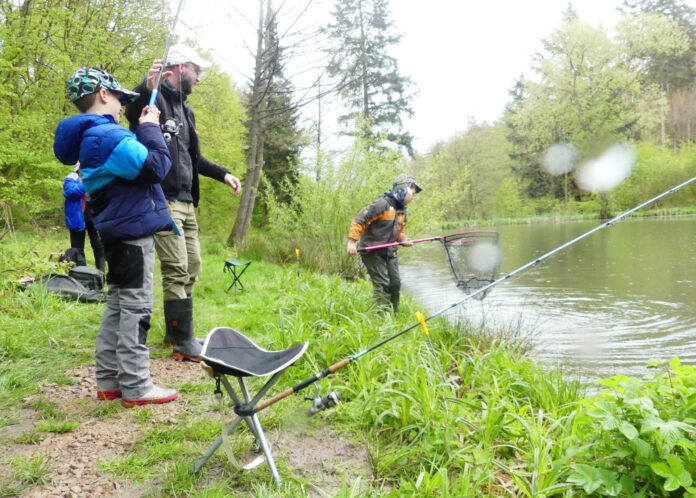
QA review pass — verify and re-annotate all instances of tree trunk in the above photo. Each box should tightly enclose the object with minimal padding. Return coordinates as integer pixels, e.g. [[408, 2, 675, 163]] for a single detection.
[[316, 79, 322, 182], [660, 84, 666, 148], [358, 0, 369, 136], [228, 0, 267, 246]]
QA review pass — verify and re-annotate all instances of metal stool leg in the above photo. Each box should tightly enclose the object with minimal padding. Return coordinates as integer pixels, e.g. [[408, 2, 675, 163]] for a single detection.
[[239, 378, 281, 485], [193, 372, 284, 486], [193, 415, 244, 473]]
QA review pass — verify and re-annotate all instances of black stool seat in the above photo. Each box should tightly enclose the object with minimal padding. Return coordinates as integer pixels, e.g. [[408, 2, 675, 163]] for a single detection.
[[202, 327, 308, 377]]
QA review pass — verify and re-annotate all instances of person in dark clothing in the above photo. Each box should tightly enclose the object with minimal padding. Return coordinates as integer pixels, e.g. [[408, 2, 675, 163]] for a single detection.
[[54, 66, 178, 407], [347, 174, 423, 311], [125, 44, 241, 362], [63, 165, 106, 271]]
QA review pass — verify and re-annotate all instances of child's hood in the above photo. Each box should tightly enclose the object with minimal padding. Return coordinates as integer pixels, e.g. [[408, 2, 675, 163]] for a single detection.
[[54, 114, 116, 166]]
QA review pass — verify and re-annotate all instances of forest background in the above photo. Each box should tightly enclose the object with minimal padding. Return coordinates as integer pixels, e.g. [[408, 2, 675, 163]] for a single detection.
[[1, 0, 696, 277]]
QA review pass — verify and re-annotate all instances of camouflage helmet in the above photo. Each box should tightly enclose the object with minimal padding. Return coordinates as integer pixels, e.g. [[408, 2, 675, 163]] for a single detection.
[[393, 173, 423, 193], [66, 67, 139, 105]]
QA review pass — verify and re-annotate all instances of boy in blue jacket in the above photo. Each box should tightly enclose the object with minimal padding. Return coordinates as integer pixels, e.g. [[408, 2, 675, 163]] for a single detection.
[[54, 67, 178, 407]]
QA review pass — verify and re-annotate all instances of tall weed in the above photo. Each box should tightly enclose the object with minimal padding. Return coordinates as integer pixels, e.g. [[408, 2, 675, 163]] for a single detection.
[[247, 140, 413, 276]]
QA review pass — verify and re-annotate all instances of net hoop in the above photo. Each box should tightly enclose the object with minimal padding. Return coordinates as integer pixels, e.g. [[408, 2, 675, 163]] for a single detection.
[[441, 231, 500, 300]]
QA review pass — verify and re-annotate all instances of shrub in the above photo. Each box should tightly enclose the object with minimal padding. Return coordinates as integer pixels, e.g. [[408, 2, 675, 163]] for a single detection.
[[568, 358, 696, 496]]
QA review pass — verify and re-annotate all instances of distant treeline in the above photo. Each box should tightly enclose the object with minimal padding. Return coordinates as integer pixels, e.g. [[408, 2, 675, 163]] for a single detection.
[[411, 2, 696, 223]]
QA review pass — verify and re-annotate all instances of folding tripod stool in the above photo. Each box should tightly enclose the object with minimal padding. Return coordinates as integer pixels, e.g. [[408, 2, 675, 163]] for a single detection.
[[223, 258, 251, 295], [193, 327, 308, 486]]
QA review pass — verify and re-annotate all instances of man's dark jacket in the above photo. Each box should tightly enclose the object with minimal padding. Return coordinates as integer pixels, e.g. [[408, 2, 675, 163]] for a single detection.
[[125, 80, 230, 207]]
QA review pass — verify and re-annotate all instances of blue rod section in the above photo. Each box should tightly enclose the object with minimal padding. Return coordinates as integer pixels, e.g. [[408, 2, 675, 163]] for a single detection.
[[148, 0, 185, 107]]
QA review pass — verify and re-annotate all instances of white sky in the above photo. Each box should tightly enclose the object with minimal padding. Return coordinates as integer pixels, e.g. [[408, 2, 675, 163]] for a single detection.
[[179, 0, 624, 155]]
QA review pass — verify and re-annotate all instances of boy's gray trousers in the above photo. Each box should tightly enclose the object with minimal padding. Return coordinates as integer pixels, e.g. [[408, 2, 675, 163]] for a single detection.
[[95, 236, 155, 399]]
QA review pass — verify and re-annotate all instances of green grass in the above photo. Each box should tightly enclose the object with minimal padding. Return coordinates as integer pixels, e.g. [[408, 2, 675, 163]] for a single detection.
[[1, 229, 693, 495], [0, 455, 51, 496]]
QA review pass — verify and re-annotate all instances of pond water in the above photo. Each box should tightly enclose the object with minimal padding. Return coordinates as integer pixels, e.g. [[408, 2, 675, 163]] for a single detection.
[[399, 217, 696, 382]]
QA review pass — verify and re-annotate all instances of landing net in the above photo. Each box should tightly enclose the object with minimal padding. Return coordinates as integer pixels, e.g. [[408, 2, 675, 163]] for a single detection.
[[441, 232, 501, 300]]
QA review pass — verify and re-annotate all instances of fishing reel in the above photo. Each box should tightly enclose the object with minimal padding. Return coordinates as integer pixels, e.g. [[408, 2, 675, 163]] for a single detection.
[[305, 384, 341, 417], [161, 118, 183, 144]]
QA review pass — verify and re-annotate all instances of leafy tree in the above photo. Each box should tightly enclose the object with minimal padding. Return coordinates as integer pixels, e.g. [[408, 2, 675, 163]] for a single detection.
[[414, 122, 514, 222], [0, 0, 168, 223], [504, 9, 688, 207], [324, 0, 414, 156], [669, 85, 696, 146], [255, 18, 305, 225], [620, 2, 696, 146], [190, 67, 247, 236], [621, 0, 696, 91]]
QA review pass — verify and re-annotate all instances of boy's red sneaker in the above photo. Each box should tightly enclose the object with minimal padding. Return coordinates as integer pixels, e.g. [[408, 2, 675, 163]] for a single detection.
[[97, 389, 122, 400]]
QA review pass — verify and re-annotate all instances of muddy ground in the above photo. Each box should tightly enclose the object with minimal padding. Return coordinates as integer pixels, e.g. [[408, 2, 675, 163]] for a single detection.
[[0, 360, 373, 497]]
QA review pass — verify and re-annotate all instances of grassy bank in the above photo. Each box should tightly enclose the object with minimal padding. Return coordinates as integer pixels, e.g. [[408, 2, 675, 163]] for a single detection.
[[1, 231, 695, 496]]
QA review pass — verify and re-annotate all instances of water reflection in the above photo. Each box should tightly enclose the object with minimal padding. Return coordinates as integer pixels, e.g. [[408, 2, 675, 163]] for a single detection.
[[400, 217, 696, 382]]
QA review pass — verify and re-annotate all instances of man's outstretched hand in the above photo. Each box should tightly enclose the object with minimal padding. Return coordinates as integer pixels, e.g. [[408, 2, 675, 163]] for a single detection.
[[224, 173, 242, 195]]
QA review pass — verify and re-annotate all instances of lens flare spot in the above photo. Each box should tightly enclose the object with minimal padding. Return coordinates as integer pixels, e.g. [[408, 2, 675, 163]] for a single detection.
[[541, 143, 578, 175], [467, 242, 502, 273], [574, 143, 637, 193]]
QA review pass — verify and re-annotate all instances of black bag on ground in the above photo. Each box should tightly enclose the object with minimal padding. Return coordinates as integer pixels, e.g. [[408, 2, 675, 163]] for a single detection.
[[68, 266, 105, 291], [26, 274, 105, 303]]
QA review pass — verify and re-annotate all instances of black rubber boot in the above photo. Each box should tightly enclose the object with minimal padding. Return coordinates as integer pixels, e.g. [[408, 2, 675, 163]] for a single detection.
[[163, 298, 202, 361], [163, 300, 175, 348], [389, 287, 400, 312], [163, 299, 204, 348], [390, 293, 399, 312]]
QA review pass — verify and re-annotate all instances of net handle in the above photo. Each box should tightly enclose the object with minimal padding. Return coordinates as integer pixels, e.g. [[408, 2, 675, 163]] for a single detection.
[[357, 231, 498, 253]]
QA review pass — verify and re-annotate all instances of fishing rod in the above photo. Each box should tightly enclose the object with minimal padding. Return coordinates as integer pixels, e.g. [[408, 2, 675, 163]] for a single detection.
[[148, 0, 185, 106], [357, 230, 498, 253], [253, 174, 696, 416]]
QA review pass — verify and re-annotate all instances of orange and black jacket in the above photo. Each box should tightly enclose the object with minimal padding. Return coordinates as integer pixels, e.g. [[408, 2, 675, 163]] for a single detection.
[[349, 194, 407, 253]]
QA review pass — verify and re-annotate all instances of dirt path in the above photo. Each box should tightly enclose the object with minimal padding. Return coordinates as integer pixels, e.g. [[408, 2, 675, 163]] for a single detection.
[[0, 360, 372, 497]]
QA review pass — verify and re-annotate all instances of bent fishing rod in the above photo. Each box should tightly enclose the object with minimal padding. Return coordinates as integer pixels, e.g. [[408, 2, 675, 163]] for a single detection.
[[357, 230, 498, 252], [253, 174, 696, 415], [148, 0, 185, 106]]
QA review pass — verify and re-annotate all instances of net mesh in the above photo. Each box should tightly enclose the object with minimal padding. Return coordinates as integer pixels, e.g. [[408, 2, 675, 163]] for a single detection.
[[441, 232, 501, 300]]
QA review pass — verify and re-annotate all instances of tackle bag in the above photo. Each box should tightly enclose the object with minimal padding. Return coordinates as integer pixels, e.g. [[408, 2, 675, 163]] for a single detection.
[[18, 273, 105, 303], [68, 265, 105, 291]]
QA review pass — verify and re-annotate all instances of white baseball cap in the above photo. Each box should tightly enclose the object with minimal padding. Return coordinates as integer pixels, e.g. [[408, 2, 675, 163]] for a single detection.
[[165, 44, 212, 70]]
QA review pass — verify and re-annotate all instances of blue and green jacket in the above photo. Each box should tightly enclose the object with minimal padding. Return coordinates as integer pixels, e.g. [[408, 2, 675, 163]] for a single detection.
[[54, 114, 173, 244]]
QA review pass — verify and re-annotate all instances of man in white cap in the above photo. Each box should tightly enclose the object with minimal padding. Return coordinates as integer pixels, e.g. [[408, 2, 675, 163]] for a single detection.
[[126, 44, 242, 362]]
